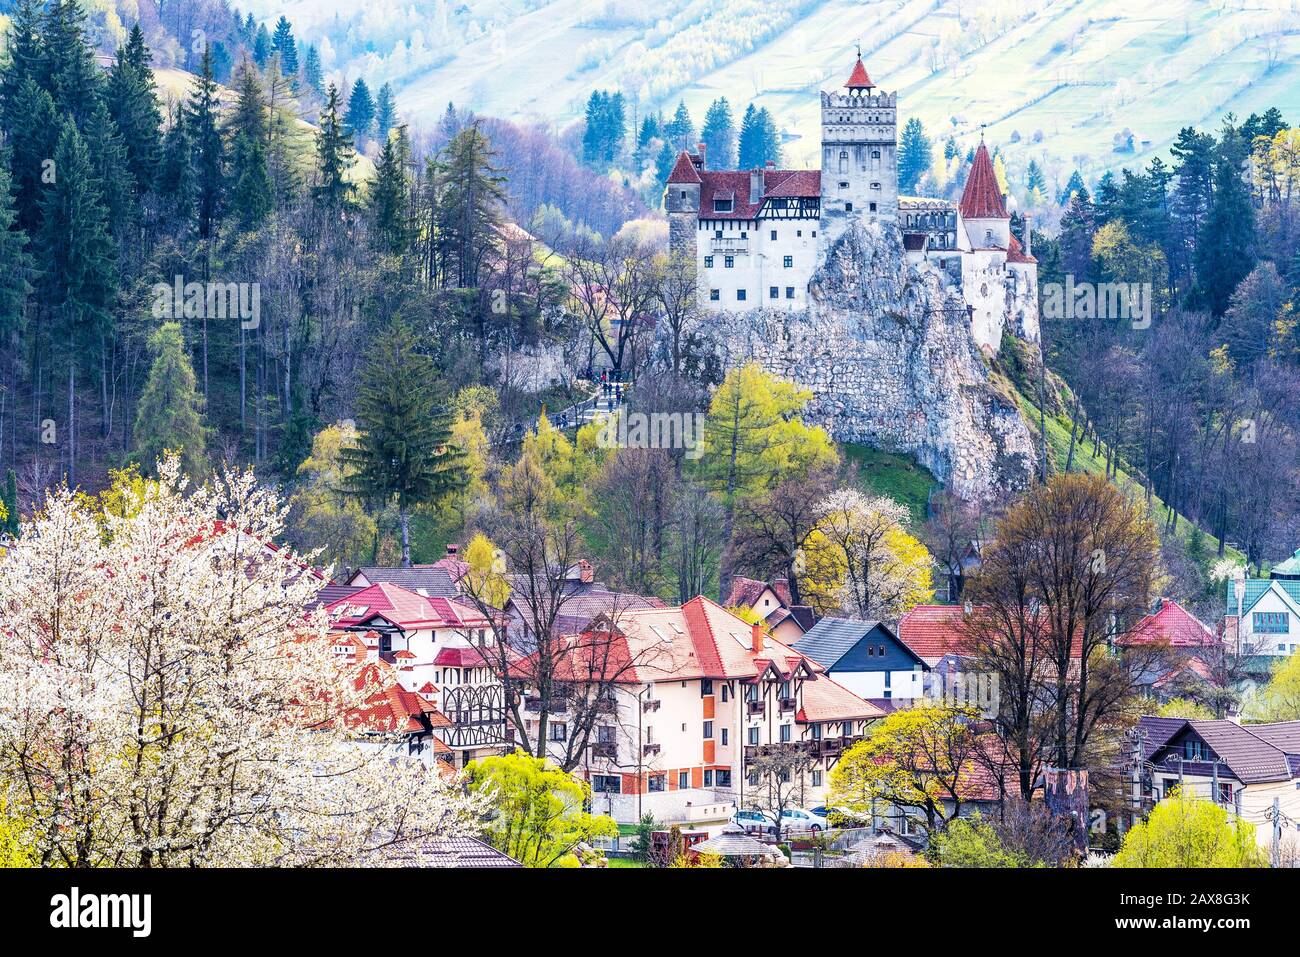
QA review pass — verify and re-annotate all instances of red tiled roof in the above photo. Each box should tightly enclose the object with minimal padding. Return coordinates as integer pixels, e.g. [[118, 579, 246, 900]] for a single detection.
[[959, 141, 1008, 220], [1123, 599, 1219, 648], [797, 674, 885, 722], [725, 577, 791, 610], [695, 169, 821, 221], [345, 662, 442, 735], [667, 150, 702, 184], [1006, 233, 1036, 264], [897, 605, 974, 659], [326, 582, 491, 631], [845, 57, 874, 90], [433, 646, 492, 668]]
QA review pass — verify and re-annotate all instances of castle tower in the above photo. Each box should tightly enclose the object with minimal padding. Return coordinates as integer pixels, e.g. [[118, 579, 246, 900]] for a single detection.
[[819, 53, 897, 249], [665, 147, 702, 260], [958, 139, 1011, 250]]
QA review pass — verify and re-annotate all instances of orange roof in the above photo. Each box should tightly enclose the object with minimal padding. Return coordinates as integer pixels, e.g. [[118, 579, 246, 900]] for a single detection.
[[797, 674, 886, 723], [667, 150, 702, 184], [326, 582, 492, 631], [959, 141, 1008, 220], [1122, 598, 1218, 648], [897, 605, 973, 659], [845, 57, 874, 90], [1007, 233, 1036, 264]]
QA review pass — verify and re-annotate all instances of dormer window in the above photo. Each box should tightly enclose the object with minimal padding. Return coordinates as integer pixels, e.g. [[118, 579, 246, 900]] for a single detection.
[[714, 197, 733, 213]]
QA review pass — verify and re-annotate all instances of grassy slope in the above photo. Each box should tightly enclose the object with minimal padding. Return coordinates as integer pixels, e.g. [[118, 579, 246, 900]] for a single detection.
[[842, 444, 937, 527]]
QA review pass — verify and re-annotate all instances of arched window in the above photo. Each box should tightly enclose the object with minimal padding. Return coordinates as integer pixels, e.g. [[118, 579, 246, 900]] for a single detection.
[[838, 150, 849, 174]]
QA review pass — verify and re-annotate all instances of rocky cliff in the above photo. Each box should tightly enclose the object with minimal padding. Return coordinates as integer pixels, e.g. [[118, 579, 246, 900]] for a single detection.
[[700, 222, 1038, 502]]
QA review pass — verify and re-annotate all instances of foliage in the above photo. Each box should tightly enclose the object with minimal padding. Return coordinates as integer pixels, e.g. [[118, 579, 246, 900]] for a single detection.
[[288, 422, 379, 573], [1156, 697, 1217, 720], [930, 814, 1030, 868], [464, 750, 618, 867], [133, 322, 208, 479], [1113, 788, 1266, 868]]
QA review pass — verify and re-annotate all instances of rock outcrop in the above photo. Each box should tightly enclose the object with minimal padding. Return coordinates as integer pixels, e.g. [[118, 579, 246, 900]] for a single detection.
[[700, 222, 1037, 502]]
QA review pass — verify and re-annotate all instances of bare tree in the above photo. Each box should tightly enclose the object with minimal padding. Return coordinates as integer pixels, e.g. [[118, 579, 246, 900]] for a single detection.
[[594, 447, 678, 594], [653, 249, 702, 381], [747, 743, 816, 842], [673, 480, 724, 604], [730, 468, 837, 605], [561, 231, 659, 382]]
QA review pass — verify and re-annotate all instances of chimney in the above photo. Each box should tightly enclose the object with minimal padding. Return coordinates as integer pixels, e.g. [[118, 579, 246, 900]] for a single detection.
[[765, 160, 776, 170], [696, 141, 707, 169], [749, 168, 763, 205], [445, 543, 459, 556], [751, 621, 765, 654], [578, 559, 594, 584], [1023, 214, 1032, 258]]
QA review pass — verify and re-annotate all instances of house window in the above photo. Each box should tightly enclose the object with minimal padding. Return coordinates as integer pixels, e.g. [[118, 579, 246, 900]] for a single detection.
[[1255, 612, 1290, 634], [597, 725, 615, 744], [549, 722, 566, 741], [701, 679, 714, 696], [721, 728, 729, 746], [785, 287, 795, 299], [710, 289, 720, 301], [780, 724, 791, 743], [812, 770, 823, 787], [783, 256, 793, 268], [737, 289, 746, 301], [703, 770, 713, 787], [678, 771, 689, 789], [716, 770, 732, 788], [1184, 739, 1209, 761], [748, 726, 759, 745], [770, 230, 777, 240], [724, 256, 734, 268], [1162, 778, 1180, 799], [714, 198, 733, 213], [745, 684, 758, 702], [592, 775, 621, 793], [770, 286, 779, 299], [703, 256, 713, 268], [811, 723, 822, 739], [648, 774, 666, 793], [704, 721, 714, 739], [721, 685, 729, 702]]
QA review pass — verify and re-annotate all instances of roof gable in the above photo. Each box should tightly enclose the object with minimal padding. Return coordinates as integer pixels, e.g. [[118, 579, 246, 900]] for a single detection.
[[959, 141, 1008, 220]]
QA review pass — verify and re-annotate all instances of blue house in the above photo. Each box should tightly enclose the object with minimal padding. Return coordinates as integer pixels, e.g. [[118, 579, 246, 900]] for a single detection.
[[792, 617, 929, 703]]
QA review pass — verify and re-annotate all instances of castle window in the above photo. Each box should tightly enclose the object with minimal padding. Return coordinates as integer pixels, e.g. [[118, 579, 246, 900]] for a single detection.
[[869, 203, 877, 212], [715, 230, 723, 239], [838, 150, 848, 174], [783, 256, 793, 268], [769, 286, 779, 299], [785, 287, 795, 299], [680, 190, 687, 199], [724, 256, 734, 269], [703, 256, 713, 268], [871, 150, 881, 159], [737, 289, 746, 301], [845, 203, 853, 212], [871, 182, 881, 190], [839, 181, 849, 189], [714, 198, 733, 213], [709, 289, 720, 301], [770, 230, 777, 241]]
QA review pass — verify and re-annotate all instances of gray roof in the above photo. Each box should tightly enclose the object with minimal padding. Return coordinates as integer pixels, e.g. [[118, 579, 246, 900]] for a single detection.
[[347, 566, 458, 597], [370, 834, 521, 868], [1140, 715, 1300, 785], [792, 617, 906, 669], [694, 827, 778, 857]]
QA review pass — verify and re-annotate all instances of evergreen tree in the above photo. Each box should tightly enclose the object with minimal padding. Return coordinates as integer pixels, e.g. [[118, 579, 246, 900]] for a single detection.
[[637, 113, 661, 150], [436, 125, 506, 287], [581, 90, 626, 167], [271, 16, 299, 78], [737, 104, 781, 169], [1169, 125, 1215, 287], [105, 24, 163, 197], [1059, 169, 1086, 204], [1025, 159, 1046, 204], [253, 24, 272, 67], [898, 117, 932, 193], [303, 45, 323, 94], [38, 119, 116, 484], [701, 97, 735, 169], [187, 47, 225, 240], [654, 139, 677, 190], [40, 0, 102, 128], [314, 83, 356, 206], [368, 125, 411, 255], [0, 0, 44, 133], [665, 100, 694, 151], [0, 160, 33, 345], [346, 77, 376, 139], [133, 322, 207, 478], [6, 77, 59, 234], [1195, 129, 1257, 315], [340, 318, 464, 567], [84, 95, 136, 236], [374, 83, 398, 140], [157, 107, 196, 229], [1057, 186, 1096, 282], [227, 60, 273, 229]]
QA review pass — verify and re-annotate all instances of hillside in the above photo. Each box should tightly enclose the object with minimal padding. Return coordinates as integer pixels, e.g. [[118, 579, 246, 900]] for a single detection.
[[242, 0, 1300, 187]]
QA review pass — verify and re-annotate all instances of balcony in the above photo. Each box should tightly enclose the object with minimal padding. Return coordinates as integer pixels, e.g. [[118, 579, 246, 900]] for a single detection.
[[590, 742, 617, 760], [643, 743, 661, 758], [746, 700, 766, 717], [524, 697, 569, 714], [710, 237, 748, 255], [642, 699, 661, 714], [819, 738, 842, 756], [779, 697, 797, 713]]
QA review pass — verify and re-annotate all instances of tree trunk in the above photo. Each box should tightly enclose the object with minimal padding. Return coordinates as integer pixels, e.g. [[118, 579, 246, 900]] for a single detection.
[[400, 507, 411, 567]]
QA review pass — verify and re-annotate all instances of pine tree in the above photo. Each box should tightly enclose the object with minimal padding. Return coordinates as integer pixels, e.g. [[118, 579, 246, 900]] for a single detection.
[[346, 78, 376, 139], [271, 16, 299, 78], [638, 113, 661, 150], [665, 100, 694, 151], [738, 104, 781, 169], [253, 25, 272, 67], [38, 118, 116, 485], [303, 45, 323, 94], [187, 47, 225, 240], [340, 318, 464, 567], [133, 322, 207, 478], [6, 77, 60, 235], [898, 117, 932, 193], [701, 97, 736, 169], [1025, 159, 1046, 204], [314, 83, 356, 206], [1059, 169, 1086, 204], [158, 107, 196, 229], [1196, 129, 1257, 315], [374, 83, 397, 140], [436, 124, 506, 287], [84, 95, 137, 236], [40, 0, 102, 128], [0, 0, 44, 133], [105, 24, 163, 197], [0, 159, 33, 345], [368, 126, 411, 255], [228, 60, 273, 229]]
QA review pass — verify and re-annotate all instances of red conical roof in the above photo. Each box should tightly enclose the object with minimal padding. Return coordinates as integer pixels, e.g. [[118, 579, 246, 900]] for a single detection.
[[845, 57, 874, 90], [959, 141, 1008, 219], [666, 149, 702, 185]]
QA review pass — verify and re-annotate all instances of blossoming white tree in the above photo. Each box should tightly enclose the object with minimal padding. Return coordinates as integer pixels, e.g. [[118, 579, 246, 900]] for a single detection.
[[0, 456, 487, 867]]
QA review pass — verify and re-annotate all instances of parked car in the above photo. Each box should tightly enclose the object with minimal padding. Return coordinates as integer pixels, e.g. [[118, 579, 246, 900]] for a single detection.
[[731, 808, 777, 835], [809, 805, 870, 828], [779, 808, 823, 832]]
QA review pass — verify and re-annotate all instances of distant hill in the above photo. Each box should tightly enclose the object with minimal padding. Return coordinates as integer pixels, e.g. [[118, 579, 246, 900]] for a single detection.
[[240, 0, 1300, 192]]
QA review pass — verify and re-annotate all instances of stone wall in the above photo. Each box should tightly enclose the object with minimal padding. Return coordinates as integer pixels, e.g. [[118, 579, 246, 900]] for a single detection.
[[698, 222, 1038, 503]]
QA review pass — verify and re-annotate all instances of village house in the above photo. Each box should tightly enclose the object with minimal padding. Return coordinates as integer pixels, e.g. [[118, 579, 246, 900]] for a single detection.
[[1134, 715, 1300, 852], [1225, 552, 1300, 656], [724, 576, 816, 644], [792, 616, 929, 706], [538, 596, 883, 826], [1119, 598, 1225, 706]]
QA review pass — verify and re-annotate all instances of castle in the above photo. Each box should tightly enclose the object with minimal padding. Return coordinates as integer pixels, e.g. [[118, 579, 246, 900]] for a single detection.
[[666, 55, 1040, 352]]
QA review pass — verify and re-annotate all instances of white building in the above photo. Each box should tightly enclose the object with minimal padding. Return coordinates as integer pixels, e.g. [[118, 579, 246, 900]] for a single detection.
[[1225, 556, 1300, 656], [666, 54, 1039, 352]]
